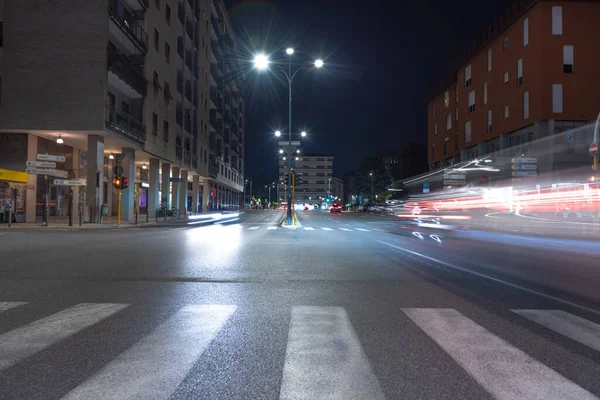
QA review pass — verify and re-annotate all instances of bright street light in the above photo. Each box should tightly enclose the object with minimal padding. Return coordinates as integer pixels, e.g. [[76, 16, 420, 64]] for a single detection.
[[296, 149, 300, 154], [286, 48, 294, 55], [279, 149, 284, 154], [295, 157, 299, 160], [301, 131, 307, 137], [275, 130, 281, 137], [314, 59, 324, 68], [283, 157, 286, 160], [253, 53, 269, 70]]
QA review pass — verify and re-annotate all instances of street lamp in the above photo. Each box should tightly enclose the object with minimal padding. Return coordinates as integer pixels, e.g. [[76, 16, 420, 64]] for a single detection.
[[275, 130, 281, 137], [301, 131, 307, 137], [296, 149, 300, 154], [369, 172, 374, 204], [279, 149, 284, 154], [252, 48, 324, 225]]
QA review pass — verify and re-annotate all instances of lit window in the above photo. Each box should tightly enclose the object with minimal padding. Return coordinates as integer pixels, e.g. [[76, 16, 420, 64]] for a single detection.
[[446, 112, 452, 130], [504, 105, 509, 119], [523, 18, 529, 46], [563, 45, 574, 73], [517, 59, 523, 86], [465, 121, 472, 143], [504, 72, 509, 84], [503, 38, 508, 52], [465, 65, 472, 87], [468, 91, 475, 113], [552, 6, 562, 35]]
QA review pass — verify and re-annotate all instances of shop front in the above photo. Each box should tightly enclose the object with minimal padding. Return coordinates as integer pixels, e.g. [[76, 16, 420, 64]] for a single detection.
[[0, 168, 30, 223]]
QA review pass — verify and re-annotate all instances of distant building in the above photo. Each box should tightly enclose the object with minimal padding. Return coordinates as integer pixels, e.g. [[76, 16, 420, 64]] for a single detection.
[[331, 177, 343, 201], [343, 172, 356, 206], [278, 154, 333, 206], [426, 0, 600, 172]]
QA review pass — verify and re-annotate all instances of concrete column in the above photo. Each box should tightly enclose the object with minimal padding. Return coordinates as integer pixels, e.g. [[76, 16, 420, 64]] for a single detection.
[[192, 174, 200, 213], [202, 179, 210, 212], [121, 148, 136, 221], [87, 135, 104, 223], [171, 166, 180, 213], [71, 149, 80, 223], [179, 169, 188, 218], [25, 134, 38, 223], [106, 156, 114, 216], [161, 162, 171, 208], [149, 158, 160, 218]]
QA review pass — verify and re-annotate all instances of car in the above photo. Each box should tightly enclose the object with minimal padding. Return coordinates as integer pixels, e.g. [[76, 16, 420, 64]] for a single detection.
[[330, 203, 342, 213]]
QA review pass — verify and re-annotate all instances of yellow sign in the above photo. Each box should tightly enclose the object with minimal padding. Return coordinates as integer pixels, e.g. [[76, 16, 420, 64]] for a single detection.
[[0, 168, 29, 183], [9, 182, 35, 190]]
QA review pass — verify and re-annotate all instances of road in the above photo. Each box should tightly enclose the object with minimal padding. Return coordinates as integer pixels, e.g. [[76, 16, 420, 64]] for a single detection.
[[1, 209, 600, 399]]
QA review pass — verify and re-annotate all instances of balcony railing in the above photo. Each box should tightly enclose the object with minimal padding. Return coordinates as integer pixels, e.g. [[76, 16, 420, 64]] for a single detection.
[[108, 0, 148, 53], [107, 51, 147, 96], [175, 144, 182, 160], [105, 105, 146, 144]]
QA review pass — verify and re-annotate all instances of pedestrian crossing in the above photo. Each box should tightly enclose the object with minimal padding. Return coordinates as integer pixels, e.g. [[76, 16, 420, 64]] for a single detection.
[[1, 302, 599, 398], [243, 225, 372, 232]]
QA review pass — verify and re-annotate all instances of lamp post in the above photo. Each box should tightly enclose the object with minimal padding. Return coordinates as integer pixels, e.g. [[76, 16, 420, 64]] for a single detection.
[[369, 172, 374, 205], [253, 50, 323, 224]]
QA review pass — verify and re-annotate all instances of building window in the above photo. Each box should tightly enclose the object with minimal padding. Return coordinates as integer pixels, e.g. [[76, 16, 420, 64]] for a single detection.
[[563, 45, 574, 73], [444, 90, 450, 108], [523, 18, 529, 46], [487, 48, 492, 71], [552, 84, 563, 113], [153, 71, 160, 94], [503, 38, 508, 52], [164, 81, 171, 104], [465, 121, 472, 143], [443, 138, 449, 155], [468, 90, 475, 113], [152, 113, 158, 135], [446, 112, 452, 130], [552, 6, 562, 35], [434, 122, 437, 136], [166, 4, 171, 24], [465, 64, 472, 87], [487, 110, 492, 134], [504, 105, 509, 119], [165, 42, 170, 63], [163, 120, 169, 142], [517, 59, 523, 86], [432, 101, 435, 117], [455, 133, 459, 150], [155, 0, 160, 9], [524, 91, 530, 119], [483, 82, 488, 105], [431, 144, 435, 159], [504, 72, 509, 84], [154, 29, 159, 52]]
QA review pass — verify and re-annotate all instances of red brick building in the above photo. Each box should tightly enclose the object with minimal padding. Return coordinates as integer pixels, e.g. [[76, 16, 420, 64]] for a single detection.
[[427, 0, 600, 170]]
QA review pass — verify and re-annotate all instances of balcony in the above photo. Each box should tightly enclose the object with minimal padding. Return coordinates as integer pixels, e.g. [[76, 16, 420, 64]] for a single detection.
[[184, 149, 191, 165], [192, 154, 198, 169], [185, 50, 193, 70], [177, 36, 183, 58], [209, 163, 218, 178], [184, 118, 192, 133], [176, 106, 183, 127], [185, 81, 192, 102], [175, 144, 182, 160], [107, 51, 147, 98], [105, 105, 146, 145], [108, 0, 148, 53], [177, 71, 183, 94]]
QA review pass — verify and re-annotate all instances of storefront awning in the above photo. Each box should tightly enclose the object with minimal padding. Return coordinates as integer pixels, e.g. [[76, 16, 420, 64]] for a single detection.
[[0, 168, 28, 183]]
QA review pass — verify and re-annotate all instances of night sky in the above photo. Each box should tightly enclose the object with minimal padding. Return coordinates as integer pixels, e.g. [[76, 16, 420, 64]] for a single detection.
[[224, 0, 512, 182]]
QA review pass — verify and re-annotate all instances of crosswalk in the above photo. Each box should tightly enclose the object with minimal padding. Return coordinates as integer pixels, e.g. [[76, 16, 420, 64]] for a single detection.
[[1, 302, 599, 398], [242, 225, 373, 232]]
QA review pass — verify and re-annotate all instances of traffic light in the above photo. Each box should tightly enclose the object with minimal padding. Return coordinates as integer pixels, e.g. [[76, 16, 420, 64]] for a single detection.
[[122, 177, 129, 190], [113, 176, 122, 189]]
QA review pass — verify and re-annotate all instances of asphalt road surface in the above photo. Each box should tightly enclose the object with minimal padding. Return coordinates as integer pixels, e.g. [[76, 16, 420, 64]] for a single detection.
[[1, 209, 600, 399]]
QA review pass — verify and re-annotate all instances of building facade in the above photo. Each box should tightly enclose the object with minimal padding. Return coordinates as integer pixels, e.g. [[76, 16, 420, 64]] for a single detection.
[[278, 154, 334, 206], [427, 0, 600, 172], [0, 0, 244, 223]]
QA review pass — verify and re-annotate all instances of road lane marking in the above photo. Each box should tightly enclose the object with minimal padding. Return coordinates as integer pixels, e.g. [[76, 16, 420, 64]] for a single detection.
[[63, 305, 237, 400], [513, 310, 600, 352], [378, 240, 600, 317], [403, 308, 597, 400], [280, 306, 385, 400], [339, 228, 352, 232], [0, 303, 128, 371], [321, 227, 334, 231], [248, 226, 260, 230], [0, 302, 28, 312], [267, 226, 278, 230], [355, 228, 371, 232], [304, 227, 315, 231]]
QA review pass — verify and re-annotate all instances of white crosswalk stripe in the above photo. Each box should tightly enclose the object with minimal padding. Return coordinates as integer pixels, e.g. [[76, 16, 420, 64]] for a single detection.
[[354, 228, 371, 232], [0, 303, 129, 372], [403, 308, 597, 400], [247, 226, 260, 230], [339, 228, 353, 231], [321, 227, 334, 231], [303, 227, 315, 231], [280, 306, 385, 399], [267, 226, 278, 230], [63, 305, 236, 400], [0, 302, 28, 312], [1, 303, 599, 398], [513, 309, 600, 352]]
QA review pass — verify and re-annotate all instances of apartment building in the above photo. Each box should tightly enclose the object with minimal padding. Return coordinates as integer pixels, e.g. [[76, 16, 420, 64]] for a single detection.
[[0, 0, 243, 223], [427, 0, 600, 172], [278, 155, 334, 206]]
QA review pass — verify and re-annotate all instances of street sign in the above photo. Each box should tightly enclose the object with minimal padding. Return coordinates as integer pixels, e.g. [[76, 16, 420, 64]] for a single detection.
[[37, 154, 65, 162], [590, 143, 598, 157], [511, 158, 537, 164], [54, 169, 69, 178], [511, 164, 537, 170], [443, 180, 466, 186], [443, 174, 466, 180], [423, 182, 430, 193], [26, 168, 56, 175], [53, 179, 82, 186], [512, 171, 537, 177], [26, 161, 56, 168], [169, 177, 184, 183]]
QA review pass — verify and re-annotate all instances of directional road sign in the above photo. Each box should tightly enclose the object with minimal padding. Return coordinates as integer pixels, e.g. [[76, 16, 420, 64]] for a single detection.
[[53, 179, 82, 186], [511, 158, 537, 164], [37, 154, 66, 162], [26, 161, 56, 168], [512, 171, 538, 177], [26, 168, 56, 175], [511, 164, 537, 170]]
